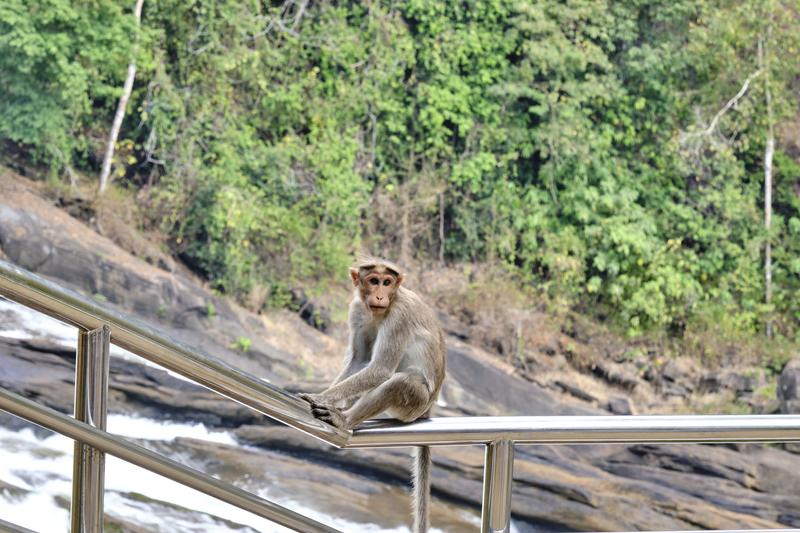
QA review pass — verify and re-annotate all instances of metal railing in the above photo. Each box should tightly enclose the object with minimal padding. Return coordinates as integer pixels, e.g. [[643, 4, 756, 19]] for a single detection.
[[2, 259, 800, 533]]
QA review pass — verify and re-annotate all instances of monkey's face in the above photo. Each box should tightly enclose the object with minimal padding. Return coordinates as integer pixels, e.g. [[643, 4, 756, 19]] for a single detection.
[[351, 267, 402, 316]]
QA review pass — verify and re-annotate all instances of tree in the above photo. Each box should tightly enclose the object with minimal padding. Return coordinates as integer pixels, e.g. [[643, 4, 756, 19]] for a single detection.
[[679, 0, 799, 337], [98, 0, 145, 195], [760, 26, 775, 338], [0, 0, 134, 174]]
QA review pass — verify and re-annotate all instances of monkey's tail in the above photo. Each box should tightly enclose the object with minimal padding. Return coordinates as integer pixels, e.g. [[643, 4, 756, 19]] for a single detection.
[[412, 445, 432, 533]]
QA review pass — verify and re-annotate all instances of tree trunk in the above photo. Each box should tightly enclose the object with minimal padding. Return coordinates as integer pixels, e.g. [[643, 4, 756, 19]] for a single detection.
[[399, 182, 411, 265], [438, 191, 445, 265], [398, 150, 415, 265], [765, 138, 773, 339], [98, 0, 145, 195], [760, 31, 775, 338]]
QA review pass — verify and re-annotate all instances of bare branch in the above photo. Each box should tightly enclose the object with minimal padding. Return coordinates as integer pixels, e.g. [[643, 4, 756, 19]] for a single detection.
[[681, 69, 763, 143], [291, 0, 309, 31]]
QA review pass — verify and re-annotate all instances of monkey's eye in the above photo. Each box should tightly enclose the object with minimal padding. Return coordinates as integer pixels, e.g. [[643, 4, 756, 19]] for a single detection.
[[369, 278, 379, 286], [383, 279, 392, 286]]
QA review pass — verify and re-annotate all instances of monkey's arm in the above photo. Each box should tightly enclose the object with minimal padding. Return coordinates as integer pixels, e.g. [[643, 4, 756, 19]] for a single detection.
[[330, 312, 369, 385], [315, 330, 407, 403], [330, 346, 355, 385], [335, 302, 371, 383]]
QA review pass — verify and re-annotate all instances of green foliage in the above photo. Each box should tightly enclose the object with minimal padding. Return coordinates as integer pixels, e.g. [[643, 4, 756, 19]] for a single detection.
[[231, 336, 251, 353], [0, 0, 138, 170], [2, 0, 800, 342], [754, 382, 777, 400], [139, 0, 374, 302]]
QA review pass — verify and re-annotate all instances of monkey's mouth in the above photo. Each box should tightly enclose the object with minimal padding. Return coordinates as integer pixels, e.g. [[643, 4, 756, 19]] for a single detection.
[[369, 305, 388, 311]]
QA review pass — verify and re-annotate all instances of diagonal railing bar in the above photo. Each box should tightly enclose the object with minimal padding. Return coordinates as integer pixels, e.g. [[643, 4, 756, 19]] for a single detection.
[[0, 259, 349, 448], [0, 387, 340, 533]]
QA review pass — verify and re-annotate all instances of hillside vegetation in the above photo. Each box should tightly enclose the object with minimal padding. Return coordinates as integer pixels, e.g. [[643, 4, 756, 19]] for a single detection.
[[2, 0, 800, 347]]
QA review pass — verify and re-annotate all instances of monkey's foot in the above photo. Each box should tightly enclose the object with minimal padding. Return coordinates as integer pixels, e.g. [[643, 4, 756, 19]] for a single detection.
[[310, 404, 348, 429]]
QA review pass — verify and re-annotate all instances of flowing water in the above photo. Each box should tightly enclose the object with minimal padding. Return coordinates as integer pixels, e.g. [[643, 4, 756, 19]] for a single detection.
[[0, 419, 423, 532]]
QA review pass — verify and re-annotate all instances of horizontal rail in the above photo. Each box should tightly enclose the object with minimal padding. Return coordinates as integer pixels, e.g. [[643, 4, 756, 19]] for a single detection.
[[348, 414, 800, 447], [0, 386, 340, 533], [0, 259, 349, 448]]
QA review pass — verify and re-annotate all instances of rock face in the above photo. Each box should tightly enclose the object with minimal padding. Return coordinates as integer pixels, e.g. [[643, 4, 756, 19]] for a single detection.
[[0, 336, 267, 427], [779, 359, 800, 413], [607, 396, 634, 415], [0, 172, 343, 382], [2, 170, 800, 531]]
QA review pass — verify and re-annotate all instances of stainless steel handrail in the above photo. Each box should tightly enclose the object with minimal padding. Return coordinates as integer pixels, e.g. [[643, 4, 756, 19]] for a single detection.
[[4, 259, 800, 533], [348, 414, 800, 447]]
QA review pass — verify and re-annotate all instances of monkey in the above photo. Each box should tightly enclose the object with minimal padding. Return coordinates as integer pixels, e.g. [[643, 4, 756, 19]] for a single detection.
[[300, 256, 446, 533]]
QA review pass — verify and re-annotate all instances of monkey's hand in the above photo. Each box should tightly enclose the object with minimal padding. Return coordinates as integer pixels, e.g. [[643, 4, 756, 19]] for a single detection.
[[309, 403, 349, 430], [299, 393, 327, 407]]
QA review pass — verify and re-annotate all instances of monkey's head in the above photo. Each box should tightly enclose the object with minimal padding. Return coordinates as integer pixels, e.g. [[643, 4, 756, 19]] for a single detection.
[[350, 257, 403, 316]]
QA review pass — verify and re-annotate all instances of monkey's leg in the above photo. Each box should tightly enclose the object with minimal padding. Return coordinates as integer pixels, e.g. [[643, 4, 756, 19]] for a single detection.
[[343, 372, 430, 429]]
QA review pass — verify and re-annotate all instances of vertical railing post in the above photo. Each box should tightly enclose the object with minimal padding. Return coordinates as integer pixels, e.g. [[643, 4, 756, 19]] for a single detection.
[[71, 325, 111, 533], [481, 439, 514, 533]]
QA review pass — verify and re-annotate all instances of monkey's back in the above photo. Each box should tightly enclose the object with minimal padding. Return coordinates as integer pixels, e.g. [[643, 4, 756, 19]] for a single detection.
[[394, 287, 446, 400]]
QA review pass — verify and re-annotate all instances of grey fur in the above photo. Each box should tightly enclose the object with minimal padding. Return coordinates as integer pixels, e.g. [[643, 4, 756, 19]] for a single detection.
[[413, 445, 432, 533], [301, 260, 446, 532]]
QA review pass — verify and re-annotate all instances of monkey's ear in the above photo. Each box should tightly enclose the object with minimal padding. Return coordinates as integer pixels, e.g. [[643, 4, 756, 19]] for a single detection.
[[395, 274, 404, 287], [349, 268, 360, 286]]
